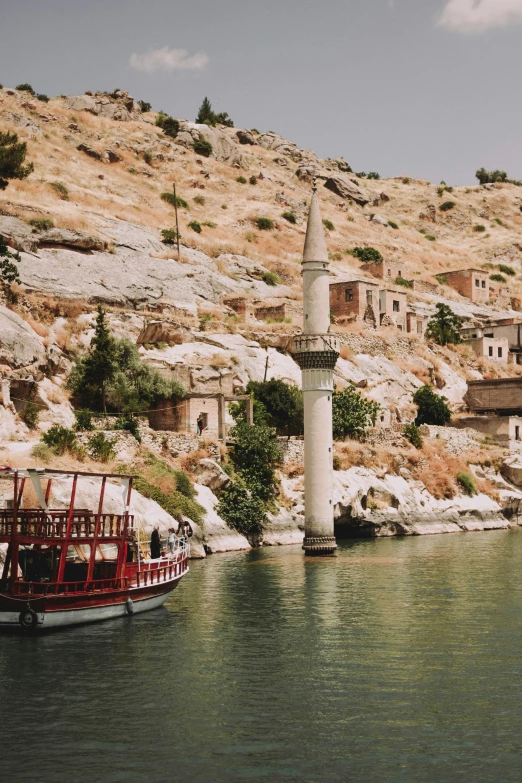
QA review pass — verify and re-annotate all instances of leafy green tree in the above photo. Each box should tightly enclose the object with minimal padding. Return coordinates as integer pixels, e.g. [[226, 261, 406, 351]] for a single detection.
[[216, 480, 266, 536], [0, 131, 34, 190], [195, 96, 234, 128], [413, 385, 451, 426], [74, 305, 118, 413], [426, 303, 463, 345], [332, 385, 380, 441], [229, 422, 282, 502], [244, 379, 304, 436]]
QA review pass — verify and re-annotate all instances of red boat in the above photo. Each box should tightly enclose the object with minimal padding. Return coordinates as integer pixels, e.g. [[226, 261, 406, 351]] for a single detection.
[[0, 467, 189, 631]]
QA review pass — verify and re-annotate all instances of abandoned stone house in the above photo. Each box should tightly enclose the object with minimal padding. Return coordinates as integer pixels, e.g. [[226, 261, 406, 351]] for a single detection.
[[254, 302, 287, 321], [461, 320, 522, 365], [454, 415, 522, 450], [329, 278, 380, 325], [148, 392, 253, 438], [379, 288, 407, 331], [463, 336, 509, 364], [406, 311, 430, 338], [458, 378, 522, 450], [365, 259, 406, 283], [444, 268, 489, 303]]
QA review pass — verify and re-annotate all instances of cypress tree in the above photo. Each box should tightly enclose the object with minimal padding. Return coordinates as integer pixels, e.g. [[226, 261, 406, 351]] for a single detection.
[[0, 131, 34, 190], [82, 305, 118, 413]]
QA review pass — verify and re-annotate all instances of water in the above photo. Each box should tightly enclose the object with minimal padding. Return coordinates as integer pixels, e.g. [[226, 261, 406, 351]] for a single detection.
[[2, 531, 522, 782]]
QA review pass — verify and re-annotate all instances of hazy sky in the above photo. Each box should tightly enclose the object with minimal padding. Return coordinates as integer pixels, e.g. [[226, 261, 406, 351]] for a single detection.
[[1, 0, 521, 184]]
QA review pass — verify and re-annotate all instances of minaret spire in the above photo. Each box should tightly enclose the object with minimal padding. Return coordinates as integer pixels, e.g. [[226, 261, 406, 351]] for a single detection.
[[293, 184, 340, 556]]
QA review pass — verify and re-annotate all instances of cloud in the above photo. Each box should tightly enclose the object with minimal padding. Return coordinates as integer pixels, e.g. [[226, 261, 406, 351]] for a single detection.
[[438, 0, 522, 32], [129, 46, 209, 73]]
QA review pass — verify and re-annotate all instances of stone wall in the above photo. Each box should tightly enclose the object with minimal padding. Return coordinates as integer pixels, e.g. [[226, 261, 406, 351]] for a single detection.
[[277, 437, 305, 464], [330, 280, 379, 322]]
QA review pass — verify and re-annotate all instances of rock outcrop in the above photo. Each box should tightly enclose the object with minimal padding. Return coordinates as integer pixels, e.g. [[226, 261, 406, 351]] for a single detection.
[[64, 90, 142, 121], [0, 306, 46, 369], [324, 175, 370, 206]]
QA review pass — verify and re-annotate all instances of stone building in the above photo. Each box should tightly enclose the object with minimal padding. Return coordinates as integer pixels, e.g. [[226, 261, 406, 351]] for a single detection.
[[463, 336, 509, 364], [454, 415, 522, 450], [223, 295, 249, 317], [329, 278, 379, 324], [365, 259, 406, 282], [254, 302, 287, 321], [379, 288, 407, 331], [444, 268, 489, 303], [464, 378, 522, 414], [406, 311, 430, 339], [461, 319, 522, 365], [148, 392, 253, 438]]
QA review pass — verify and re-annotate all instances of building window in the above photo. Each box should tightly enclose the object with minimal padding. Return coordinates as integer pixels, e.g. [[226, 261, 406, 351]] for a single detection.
[[516, 426, 520, 441], [417, 321, 423, 334], [345, 288, 353, 302], [489, 347, 493, 357], [387, 269, 392, 277], [366, 290, 373, 304], [393, 300, 400, 312], [398, 271, 402, 278], [475, 279, 480, 287], [482, 280, 486, 288], [498, 347, 503, 358]]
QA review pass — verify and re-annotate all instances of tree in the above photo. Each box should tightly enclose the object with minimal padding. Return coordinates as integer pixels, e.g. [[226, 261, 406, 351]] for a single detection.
[[195, 96, 234, 128], [229, 422, 282, 502], [0, 131, 34, 190], [155, 113, 179, 139], [413, 385, 451, 426], [0, 235, 21, 292], [67, 307, 185, 414], [242, 379, 304, 437], [332, 385, 380, 441], [216, 480, 266, 536], [426, 303, 463, 346]]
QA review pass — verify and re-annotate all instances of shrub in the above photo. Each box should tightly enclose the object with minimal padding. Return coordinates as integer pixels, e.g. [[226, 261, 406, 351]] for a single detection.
[[499, 264, 515, 276], [388, 221, 399, 230], [255, 217, 274, 231], [20, 401, 40, 430], [29, 217, 53, 231], [161, 192, 188, 209], [356, 172, 367, 178], [88, 432, 116, 463], [16, 83, 35, 95], [402, 177, 411, 184], [216, 480, 266, 536], [236, 176, 247, 184], [193, 194, 205, 205], [426, 303, 462, 345], [243, 379, 304, 436], [74, 410, 93, 431], [439, 201, 456, 212], [174, 470, 195, 499], [367, 172, 380, 179], [30, 443, 52, 463], [426, 235, 437, 242], [322, 219, 335, 231], [249, 176, 258, 185], [36, 94, 49, 103], [457, 472, 476, 497], [0, 131, 34, 191], [413, 385, 451, 426], [476, 168, 507, 185], [193, 139, 213, 157], [114, 415, 141, 442], [282, 211, 297, 224], [490, 273, 506, 283], [332, 385, 380, 441], [155, 113, 179, 139], [349, 246, 382, 262], [333, 455, 341, 471], [188, 220, 202, 234], [403, 423, 423, 449], [143, 151, 153, 165], [494, 218, 504, 226], [474, 224, 486, 232], [138, 100, 151, 113], [395, 276, 411, 288], [0, 235, 21, 289], [202, 221, 217, 228], [49, 181, 69, 200], [435, 274, 447, 285], [161, 227, 180, 244], [261, 271, 279, 286], [42, 426, 78, 455]]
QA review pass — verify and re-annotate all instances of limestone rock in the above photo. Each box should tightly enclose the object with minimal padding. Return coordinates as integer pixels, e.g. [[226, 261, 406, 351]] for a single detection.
[[174, 122, 245, 167], [104, 147, 122, 163], [1, 112, 42, 136], [193, 459, 230, 492], [236, 129, 255, 145], [324, 175, 370, 206], [195, 484, 251, 553], [64, 94, 97, 113], [0, 214, 39, 252], [77, 143, 102, 161], [64, 91, 142, 122], [38, 227, 107, 252], [0, 306, 46, 369]]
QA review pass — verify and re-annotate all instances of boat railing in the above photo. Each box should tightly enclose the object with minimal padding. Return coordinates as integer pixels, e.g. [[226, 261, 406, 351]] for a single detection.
[[0, 510, 135, 540], [11, 576, 130, 596], [133, 556, 188, 588]]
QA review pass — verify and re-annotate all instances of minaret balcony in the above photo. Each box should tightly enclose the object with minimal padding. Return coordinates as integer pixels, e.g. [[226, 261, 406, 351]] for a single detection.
[[292, 334, 340, 371]]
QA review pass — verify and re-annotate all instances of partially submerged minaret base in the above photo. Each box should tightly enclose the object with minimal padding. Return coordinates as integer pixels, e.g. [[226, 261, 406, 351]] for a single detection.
[[293, 184, 339, 555]]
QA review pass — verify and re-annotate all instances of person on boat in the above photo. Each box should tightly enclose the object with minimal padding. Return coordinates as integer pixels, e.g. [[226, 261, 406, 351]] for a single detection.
[[168, 528, 176, 554], [183, 520, 193, 539], [150, 526, 161, 559]]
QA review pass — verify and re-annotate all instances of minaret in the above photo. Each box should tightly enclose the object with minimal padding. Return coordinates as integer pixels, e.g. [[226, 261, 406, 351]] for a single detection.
[[294, 183, 340, 555]]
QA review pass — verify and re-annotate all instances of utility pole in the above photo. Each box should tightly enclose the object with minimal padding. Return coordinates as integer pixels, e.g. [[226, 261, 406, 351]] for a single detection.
[[173, 182, 181, 261]]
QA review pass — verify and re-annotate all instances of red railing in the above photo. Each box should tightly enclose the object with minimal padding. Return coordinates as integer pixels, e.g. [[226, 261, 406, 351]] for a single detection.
[[11, 576, 130, 596], [132, 557, 189, 588], [0, 510, 134, 540]]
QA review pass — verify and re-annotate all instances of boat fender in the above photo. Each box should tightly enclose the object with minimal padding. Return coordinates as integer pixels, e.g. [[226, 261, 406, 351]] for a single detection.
[[126, 597, 134, 615], [19, 607, 38, 631]]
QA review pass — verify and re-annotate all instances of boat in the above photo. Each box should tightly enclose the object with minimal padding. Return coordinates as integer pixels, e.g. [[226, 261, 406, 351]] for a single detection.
[[0, 466, 189, 631]]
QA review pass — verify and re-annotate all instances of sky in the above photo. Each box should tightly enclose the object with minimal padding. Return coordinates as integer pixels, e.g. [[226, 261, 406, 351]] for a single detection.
[[0, 0, 521, 185]]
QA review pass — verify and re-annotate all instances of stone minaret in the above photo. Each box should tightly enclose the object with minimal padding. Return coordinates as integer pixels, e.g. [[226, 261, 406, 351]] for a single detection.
[[294, 183, 340, 555]]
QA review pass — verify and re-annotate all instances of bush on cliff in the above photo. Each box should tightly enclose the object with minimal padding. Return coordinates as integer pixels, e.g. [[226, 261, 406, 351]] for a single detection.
[[413, 385, 451, 427], [228, 422, 282, 502], [216, 480, 266, 536], [232, 379, 304, 437], [0, 130, 34, 190], [332, 385, 380, 441], [155, 113, 179, 139]]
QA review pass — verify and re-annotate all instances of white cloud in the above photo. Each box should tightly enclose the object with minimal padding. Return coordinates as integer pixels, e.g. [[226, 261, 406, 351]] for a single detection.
[[438, 0, 522, 32], [129, 46, 209, 73]]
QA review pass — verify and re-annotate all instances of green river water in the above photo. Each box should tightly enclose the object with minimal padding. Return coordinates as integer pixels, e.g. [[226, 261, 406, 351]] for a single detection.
[[2, 530, 522, 782]]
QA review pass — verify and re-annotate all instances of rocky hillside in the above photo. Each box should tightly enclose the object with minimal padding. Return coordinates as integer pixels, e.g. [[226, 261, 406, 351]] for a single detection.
[[2, 85, 522, 552]]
